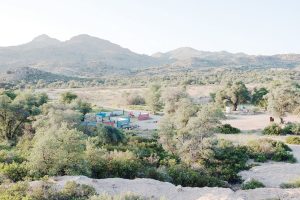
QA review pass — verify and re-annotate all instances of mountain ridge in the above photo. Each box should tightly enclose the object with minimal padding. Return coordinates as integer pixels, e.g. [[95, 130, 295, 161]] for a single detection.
[[0, 34, 300, 77]]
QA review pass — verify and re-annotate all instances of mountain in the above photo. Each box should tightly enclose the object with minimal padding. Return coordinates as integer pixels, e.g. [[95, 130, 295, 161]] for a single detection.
[[0, 34, 160, 77], [152, 47, 300, 69], [0, 35, 300, 78]]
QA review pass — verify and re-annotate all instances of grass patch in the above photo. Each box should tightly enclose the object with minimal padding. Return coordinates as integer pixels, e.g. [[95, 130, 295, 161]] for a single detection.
[[241, 179, 265, 190], [280, 178, 300, 188], [286, 136, 300, 145]]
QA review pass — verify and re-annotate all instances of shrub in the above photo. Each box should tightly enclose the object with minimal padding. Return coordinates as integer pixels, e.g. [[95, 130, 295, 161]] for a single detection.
[[262, 123, 282, 135], [124, 93, 146, 105], [241, 179, 265, 190], [201, 140, 249, 183], [282, 122, 300, 135], [247, 139, 296, 163], [143, 167, 172, 182], [94, 125, 126, 145], [286, 136, 300, 145], [280, 179, 300, 188], [0, 181, 29, 199], [0, 162, 28, 182], [282, 123, 294, 135], [167, 165, 227, 187], [86, 146, 143, 180], [0, 149, 25, 164], [59, 181, 96, 199], [217, 124, 241, 134], [291, 123, 300, 135], [60, 91, 78, 104], [4, 181, 97, 200]]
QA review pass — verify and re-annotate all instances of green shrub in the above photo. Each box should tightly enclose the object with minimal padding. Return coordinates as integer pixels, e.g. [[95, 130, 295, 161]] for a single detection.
[[59, 181, 96, 199], [291, 123, 300, 135], [167, 165, 227, 187], [94, 125, 126, 145], [247, 139, 296, 163], [282, 123, 294, 135], [282, 123, 300, 135], [87, 148, 143, 180], [0, 162, 28, 182], [0, 181, 30, 200], [286, 136, 300, 145], [0, 149, 25, 164], [3, 181, 97, 200], [241, 179, 265, 190], [262, 123, 282, 135], [217, 124, 241, 134], [143, 167, 172, 182], [201, 140, 249, 183]]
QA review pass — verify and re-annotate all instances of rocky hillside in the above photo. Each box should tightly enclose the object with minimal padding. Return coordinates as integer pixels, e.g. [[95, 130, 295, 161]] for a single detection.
[[30, 176, 300, 200]]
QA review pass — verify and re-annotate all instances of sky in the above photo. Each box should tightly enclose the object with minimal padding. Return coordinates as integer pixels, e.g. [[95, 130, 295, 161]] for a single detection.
[[0, 0, 299, 55]]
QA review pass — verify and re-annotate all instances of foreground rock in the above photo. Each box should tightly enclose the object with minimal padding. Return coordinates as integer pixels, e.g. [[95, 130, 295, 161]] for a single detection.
[[32, 176, 300, 200]]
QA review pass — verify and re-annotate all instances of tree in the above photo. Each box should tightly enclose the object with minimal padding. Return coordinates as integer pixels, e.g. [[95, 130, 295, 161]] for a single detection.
[[60, 92, 78, 104], [251, 87, 268, 108], [74, 99, 92, 116], [161, 87, 188, 114], [215, 81, 250, 111], [159, 100, 224, 167], [146, 84, 162, 114], [28, 123, 88, 177], [267, 83, 300, 123], [0, 92, 47, 144], [180, 104, 224, 166]]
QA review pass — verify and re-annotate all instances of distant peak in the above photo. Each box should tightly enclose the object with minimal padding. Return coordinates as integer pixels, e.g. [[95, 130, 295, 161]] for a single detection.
[[69, 34, 101, 41], [31, 34, 60, 42]]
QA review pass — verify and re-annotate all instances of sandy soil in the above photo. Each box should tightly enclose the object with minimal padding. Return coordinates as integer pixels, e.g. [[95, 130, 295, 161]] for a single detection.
[[31, 176, 300, 200], [223, 113, 300, 131]]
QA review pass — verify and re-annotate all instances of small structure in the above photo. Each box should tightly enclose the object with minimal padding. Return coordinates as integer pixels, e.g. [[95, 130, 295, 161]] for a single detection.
[[103, 121, 115, 127], [116, 117, 131, 129], [138, 113, 150, 121], [111, 110, 124, 116], [129, 111, 135, 117], [225, 106, 231, 114], [84, 113, 96, 122], [81, 121, 97, 126]]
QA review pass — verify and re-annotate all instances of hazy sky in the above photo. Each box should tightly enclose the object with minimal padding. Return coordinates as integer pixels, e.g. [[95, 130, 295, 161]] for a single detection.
[[0, 0, 299, 55]]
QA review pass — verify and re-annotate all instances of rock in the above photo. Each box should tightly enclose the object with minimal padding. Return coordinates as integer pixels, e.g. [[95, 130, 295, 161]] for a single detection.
[[29, 176, 300, 200]]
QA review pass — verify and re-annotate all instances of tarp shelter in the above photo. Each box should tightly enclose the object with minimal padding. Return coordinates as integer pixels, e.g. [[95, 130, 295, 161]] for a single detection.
[[138, 113, 150, 121], [111, 110, 124, 116], [103, 121, 115, 127], [116, 117, 130, 128], [96, 112, 111, 118]]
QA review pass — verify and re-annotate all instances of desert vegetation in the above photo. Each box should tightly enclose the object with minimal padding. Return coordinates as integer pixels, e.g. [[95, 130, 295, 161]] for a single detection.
[[1, 65, 300, 200]]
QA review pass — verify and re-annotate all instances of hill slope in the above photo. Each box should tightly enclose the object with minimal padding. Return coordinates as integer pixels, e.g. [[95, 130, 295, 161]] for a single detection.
[[0, 34, 160, 77], [0, 67, 78, 83]]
